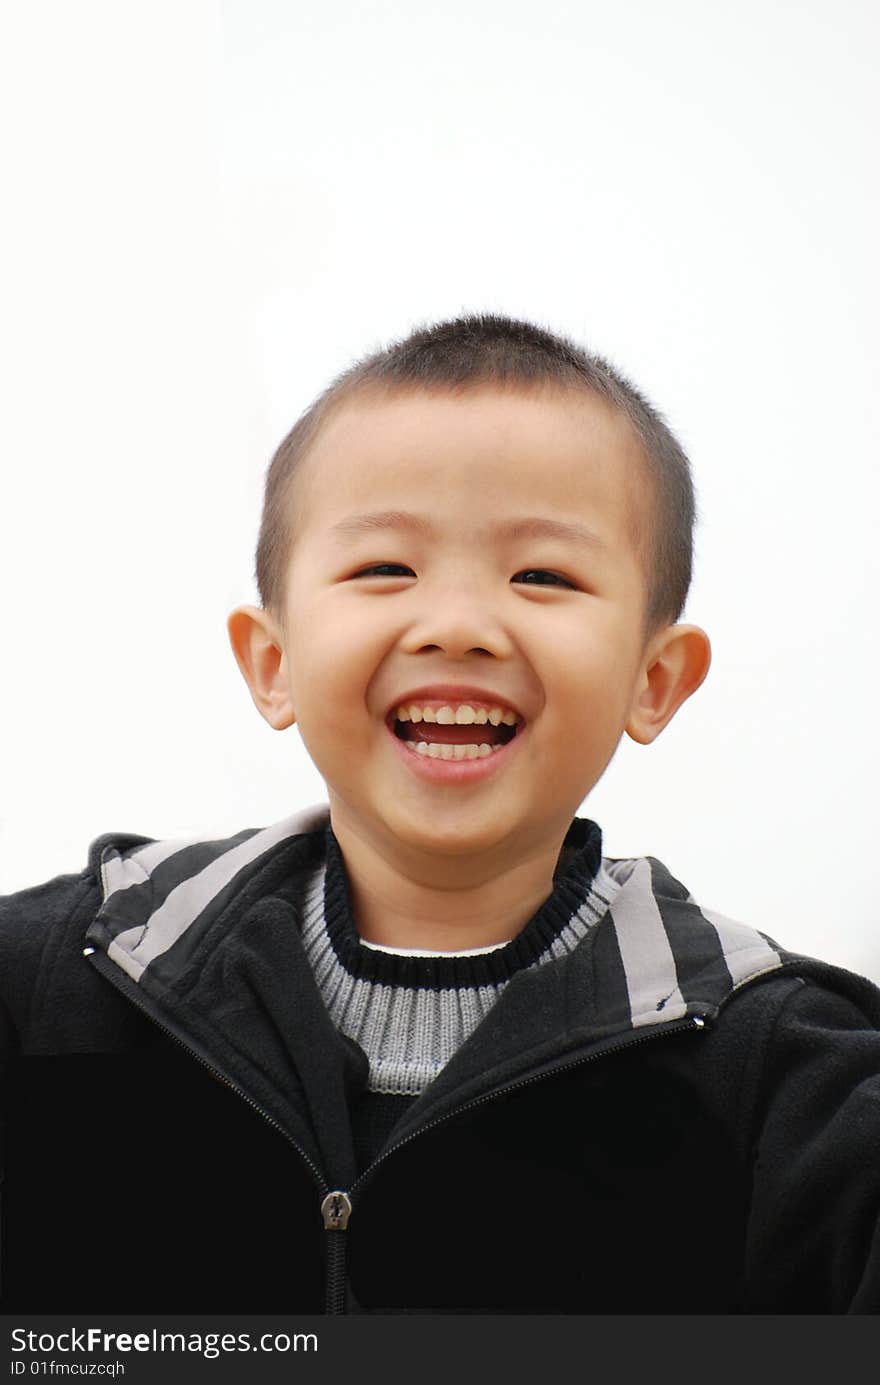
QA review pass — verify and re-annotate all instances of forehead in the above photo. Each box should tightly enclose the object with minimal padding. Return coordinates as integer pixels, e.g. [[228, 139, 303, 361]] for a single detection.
[[292, 384, 648, 549]]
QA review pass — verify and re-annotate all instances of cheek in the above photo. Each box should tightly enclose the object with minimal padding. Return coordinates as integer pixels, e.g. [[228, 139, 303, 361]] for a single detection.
[[546, 627, 639, 719], [288, 605, 387, 719], [545, 613, 619, 675]]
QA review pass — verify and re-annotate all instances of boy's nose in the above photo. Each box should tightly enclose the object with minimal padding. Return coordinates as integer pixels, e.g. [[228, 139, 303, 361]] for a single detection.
[[399, 590, 515, 661]]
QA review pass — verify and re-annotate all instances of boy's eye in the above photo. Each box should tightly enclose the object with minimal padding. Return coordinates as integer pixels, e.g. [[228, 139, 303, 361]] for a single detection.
[[352, 564, 416, 578], [512, 569, 575, 589]]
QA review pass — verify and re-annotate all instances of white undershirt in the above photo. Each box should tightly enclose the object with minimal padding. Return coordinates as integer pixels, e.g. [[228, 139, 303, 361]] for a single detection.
[[359, 938, 511, 958]]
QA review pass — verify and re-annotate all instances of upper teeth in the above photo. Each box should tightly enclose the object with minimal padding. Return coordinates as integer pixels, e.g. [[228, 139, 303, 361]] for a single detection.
[[395, 703, 519, 726]]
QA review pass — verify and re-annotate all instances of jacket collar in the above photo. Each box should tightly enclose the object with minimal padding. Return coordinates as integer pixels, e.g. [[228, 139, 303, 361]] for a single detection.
[[83, 804, 799, 1166], [86, 803, 330, 985], [86, 801, 786, 1034]]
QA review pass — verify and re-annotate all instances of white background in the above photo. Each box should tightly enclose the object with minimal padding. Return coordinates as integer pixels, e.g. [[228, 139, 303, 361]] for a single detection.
[[2, 1, 878, 976]]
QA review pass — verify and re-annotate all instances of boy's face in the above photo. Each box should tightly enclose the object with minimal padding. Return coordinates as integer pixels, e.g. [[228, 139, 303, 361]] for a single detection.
[[244, 385, 690, 874]]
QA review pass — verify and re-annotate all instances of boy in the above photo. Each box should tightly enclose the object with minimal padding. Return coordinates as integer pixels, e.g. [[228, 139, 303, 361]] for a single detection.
[[2, 314, 879, 1314]]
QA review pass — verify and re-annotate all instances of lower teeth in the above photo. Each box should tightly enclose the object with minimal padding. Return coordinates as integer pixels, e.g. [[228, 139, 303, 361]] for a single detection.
[[404, 741, 502, 760]]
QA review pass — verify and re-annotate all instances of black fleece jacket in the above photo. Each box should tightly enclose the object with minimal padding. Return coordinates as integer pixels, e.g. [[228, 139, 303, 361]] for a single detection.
[[2, 804, 880, 1314]]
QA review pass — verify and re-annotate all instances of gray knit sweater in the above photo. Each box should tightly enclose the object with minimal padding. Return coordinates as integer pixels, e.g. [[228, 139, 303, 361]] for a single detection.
[[300, 820, 611, 1166]]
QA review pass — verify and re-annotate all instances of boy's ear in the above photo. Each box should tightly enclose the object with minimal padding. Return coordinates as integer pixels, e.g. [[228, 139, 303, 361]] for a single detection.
[[226, 605, 296, 731], [625, 624, 711, 745]]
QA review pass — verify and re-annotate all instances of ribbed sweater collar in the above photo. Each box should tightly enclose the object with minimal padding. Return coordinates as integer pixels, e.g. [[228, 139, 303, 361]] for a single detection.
[[320, 815, 604, 990], [300, 816, 611, 1095]]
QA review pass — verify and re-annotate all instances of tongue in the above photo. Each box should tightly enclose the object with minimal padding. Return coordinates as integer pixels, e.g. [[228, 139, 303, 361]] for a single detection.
[[400, 722, 507, 745]]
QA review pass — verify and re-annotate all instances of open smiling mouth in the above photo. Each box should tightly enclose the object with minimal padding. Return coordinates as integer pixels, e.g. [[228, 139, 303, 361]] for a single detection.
[[388, 720, 521, 764]]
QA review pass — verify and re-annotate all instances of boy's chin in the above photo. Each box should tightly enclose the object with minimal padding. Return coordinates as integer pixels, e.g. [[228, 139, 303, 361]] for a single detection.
[[326, 783, 552, 870], [374, 799, 530, 863]]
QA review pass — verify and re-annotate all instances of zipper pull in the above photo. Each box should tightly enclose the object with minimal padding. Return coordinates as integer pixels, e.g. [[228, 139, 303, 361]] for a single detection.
[[321, 1190, 352, 1230], [321, 1192, 352, 1315]]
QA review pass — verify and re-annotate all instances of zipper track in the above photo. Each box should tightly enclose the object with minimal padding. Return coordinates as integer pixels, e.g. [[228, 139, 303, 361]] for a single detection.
[[84, 947, 328, 1192], [87, 947, 360, 1310], [89, 942, 705, 1197]]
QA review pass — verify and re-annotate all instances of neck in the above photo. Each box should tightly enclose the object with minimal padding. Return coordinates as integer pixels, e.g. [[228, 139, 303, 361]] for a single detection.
[[326, 804, 570, 951]]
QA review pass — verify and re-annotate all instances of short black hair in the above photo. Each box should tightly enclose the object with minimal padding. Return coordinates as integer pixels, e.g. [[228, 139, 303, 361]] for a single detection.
[[255, 313, 695, 636]]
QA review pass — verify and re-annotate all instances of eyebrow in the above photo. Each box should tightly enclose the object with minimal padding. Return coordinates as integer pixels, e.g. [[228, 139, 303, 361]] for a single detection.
[[328, 510, 607, 549]]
